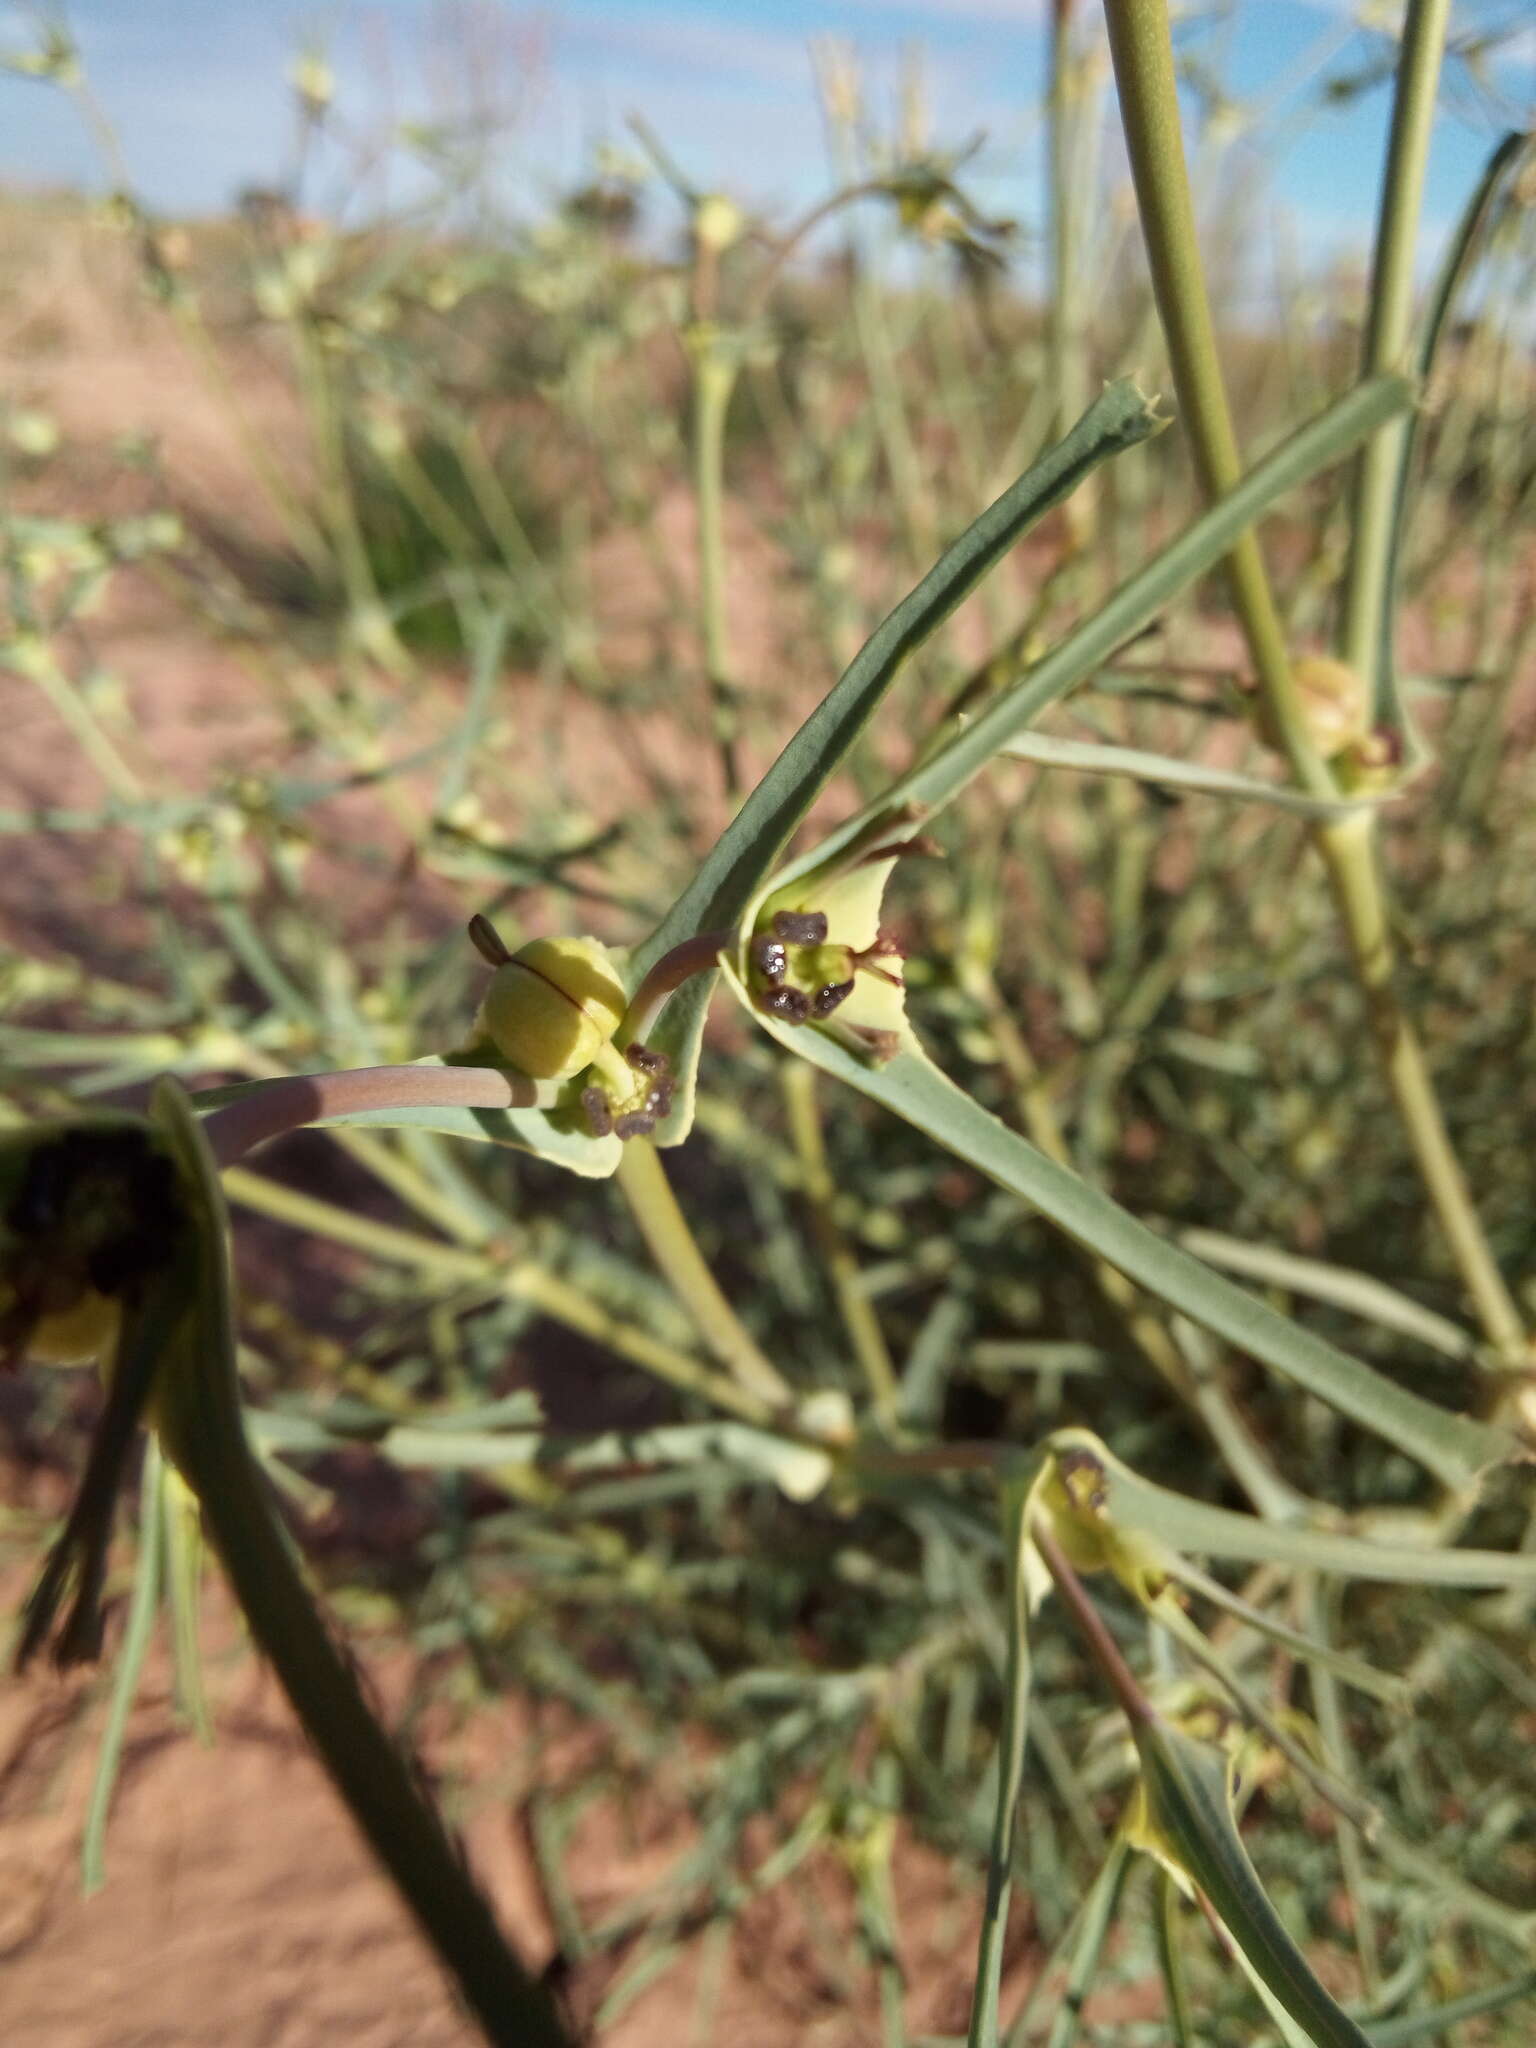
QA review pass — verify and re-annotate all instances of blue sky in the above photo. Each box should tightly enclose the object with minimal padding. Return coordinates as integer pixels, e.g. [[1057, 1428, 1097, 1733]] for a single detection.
[[0, 1, 1530, 288]]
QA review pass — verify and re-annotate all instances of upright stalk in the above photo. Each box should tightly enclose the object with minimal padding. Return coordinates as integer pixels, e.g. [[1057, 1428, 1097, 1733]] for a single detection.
[[690, 333, 743, 799], [1336, 0, 1452, 711], [1047, 0, 1102, 551], [1101, 0, 1526, 1364], [780, 1064, 899, 1424], [1101, 2, 1329, 798], [614, 1139, 793, 1407]]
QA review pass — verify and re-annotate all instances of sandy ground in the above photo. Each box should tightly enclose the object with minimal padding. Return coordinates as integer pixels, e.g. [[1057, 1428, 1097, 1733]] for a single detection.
[[0, 1550, 1054, 2048]]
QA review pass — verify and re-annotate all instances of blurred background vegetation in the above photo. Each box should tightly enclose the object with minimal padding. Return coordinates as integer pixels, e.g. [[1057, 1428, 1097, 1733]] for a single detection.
[[1, 2, 1535, 2042]]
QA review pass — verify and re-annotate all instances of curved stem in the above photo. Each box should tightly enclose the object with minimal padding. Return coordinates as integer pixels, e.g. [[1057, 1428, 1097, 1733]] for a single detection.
[[202, 1065, 541, 1167], [1032, 1516, 1154, 1729], [619, 929, 734, 1047], [744, 178, 892, 326], [690, 336, 741, 798]]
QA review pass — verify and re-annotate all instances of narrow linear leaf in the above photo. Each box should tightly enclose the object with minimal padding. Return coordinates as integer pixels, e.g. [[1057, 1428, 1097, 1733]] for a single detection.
[[162, 1459, 213, 1742], [631, 380, 1165, 1140], [432, 600, 513, 818], [1136, 1716, 1372, 2048], [1153, 1869, 1198, 2048], [148, 1079, 575, 2048], [1172, 1227, 1477, 1362], [1366, 1970, 1536, 2046], [190, 1060, 622, 1179], [81, 1437, 165, 1894], [1003, 1834, 1130, 2048], [1058, 1429, 1536, 1587], [967, 1480, 1035, 2048], [251, 1410, 834, 1500], [1157, 1554, 1406, 1704], [725, 966, 1511, 1488], [996, 729, 1402, 815], [1375, 130, 1532, 732], [762, 374, 1412, 905]]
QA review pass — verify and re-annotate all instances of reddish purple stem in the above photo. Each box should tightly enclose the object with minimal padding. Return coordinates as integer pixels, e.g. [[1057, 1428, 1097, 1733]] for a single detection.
[[204, 1066, 539, 1167]]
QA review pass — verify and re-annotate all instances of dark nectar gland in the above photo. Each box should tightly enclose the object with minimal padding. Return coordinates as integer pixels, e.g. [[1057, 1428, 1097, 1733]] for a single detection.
[[771, 909, 829, 946], [763, 986, 812, 1023], [749, 933, 788, 985]]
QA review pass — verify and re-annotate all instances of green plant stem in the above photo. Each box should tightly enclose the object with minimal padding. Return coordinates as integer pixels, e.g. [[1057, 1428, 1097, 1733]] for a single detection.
[[202, 1065, 543, 1166], [218, 1165, 779, 1428], [1336, 0, 1451, 712], [619, 929, 735, 1047], [614, 1139, 792, 1405], [1101, 1, 1330, 798], [817, 60, 937, 570], [690, 334, 742, 799], [957, 959, 1303, 1520], [1316, 815, 1526, 1362], [1047, 0, 1101, 552], [292, 319, 407, 672], [780, 1064, 899, 1424], [1305, 1580, 1381, 1995], [60, 67, 334, 576], [20, 641, 143, 803], [966, 1481, 1034, 2048], [1101, 0, 1526, 1367], [162, 1459, 213, 1742]]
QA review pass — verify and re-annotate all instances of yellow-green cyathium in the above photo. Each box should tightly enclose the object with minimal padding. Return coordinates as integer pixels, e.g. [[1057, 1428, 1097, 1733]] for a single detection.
[[742, 826, 935, 1064]]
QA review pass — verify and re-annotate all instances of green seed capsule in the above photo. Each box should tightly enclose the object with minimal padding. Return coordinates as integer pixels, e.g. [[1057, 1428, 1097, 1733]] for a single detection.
[[477, 936, 627, 1081]]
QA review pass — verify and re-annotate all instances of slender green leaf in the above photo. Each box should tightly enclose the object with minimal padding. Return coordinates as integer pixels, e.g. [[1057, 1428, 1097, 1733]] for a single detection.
[[759, 374, 1412, 907], [162, 1459, 213, 1742], [1056, 1428, 1536, 1586], [191, 1059, 622, 1179], [1135, 1716, 1372, 2048], [251, 1409, 834, 1499], [1153, 1869, 1198, 2048], [82, 1437, 165, 1894], [1367, 1970, 1536, 2046], [1003, 1834, 1130, 2048], [996, 729, 1402, 814], [149, 1079, 576, 2048], [631, 380, 1165, 1142], [433, 599, 513, 817], [724, 962, 1512, 1488], [1376, 130, 1531, 731], [1158, 1554, 1406, 1704], [1172, 1227, 1477, 1362], [967, 1480, 1035, 2048]]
